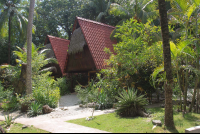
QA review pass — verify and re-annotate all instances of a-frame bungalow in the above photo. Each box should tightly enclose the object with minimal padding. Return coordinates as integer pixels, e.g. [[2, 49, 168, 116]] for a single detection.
[[65, 17, 117, 80]]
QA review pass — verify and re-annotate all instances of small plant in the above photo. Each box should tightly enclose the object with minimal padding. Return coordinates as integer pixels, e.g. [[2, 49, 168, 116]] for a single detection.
[[4, 114, 13, 127], [27, 102, 42, 117], [116, 88, 149, 117], [16, 94, 34, 112]]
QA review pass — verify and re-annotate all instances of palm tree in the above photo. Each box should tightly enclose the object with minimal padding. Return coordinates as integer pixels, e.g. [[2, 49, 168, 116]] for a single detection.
[[109, 0, 159, 40], [158, 0, 175, 129], [26, 0, 35, 94], [168, 0, 200, 113], [0, 0, 29, 64]]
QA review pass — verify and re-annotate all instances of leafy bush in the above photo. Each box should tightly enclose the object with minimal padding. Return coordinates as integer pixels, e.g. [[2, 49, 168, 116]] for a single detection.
[[16, 94, 35, 112], [27, 102, 42, 117], [54, 77, 70, 95], [1, 96, 19, 112], [116, 88, 148, 117], [33, 72, 60, 108], [75, 75, 121, 110], [0, 85, 19, 112], [75, 80, 98, 105]]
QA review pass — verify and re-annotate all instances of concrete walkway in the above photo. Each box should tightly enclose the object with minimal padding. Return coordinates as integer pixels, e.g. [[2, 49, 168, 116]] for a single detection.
[[0, 94, 115, 133]]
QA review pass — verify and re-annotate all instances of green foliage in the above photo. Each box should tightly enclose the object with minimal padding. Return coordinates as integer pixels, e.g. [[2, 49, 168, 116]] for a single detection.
[[1, 96, 19, 112], [0, 37, 7, 65], [33, 72, 60, 108], [16, 94, 34, 107], [0, 85, 19, 112], [0, 65, 21, 90], [4, 114, 13, 127], [13, 43, 58, 76], [54, 77, 70, 96], [75, 80, 98, 105], [0, 82, 12, 103], [27, 102, 42, 117], [95, 18, 163, 99], [115, 88, 148, 117]]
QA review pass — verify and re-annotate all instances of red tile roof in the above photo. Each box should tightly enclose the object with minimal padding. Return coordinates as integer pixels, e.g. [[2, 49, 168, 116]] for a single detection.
[[45, 35, 70, 75], [75, 17, 117, 70]]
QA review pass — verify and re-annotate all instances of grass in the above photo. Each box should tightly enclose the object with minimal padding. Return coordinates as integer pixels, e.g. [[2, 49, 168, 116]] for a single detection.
[[67, 107, 200, 133], [0, 121, 50, 133]]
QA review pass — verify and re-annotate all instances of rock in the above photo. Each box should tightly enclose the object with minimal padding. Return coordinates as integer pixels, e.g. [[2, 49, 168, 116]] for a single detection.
[[42, 105, 53, 114], [87, 103, 96, 108], [113, 103, 117, 109], [0, 125, 6, 133], [60, 107, 68, 111], [79, 104, 84, 107], [22, 125, 30, 129], [152, 120, 162, 126], [160, 104, 165, 108]]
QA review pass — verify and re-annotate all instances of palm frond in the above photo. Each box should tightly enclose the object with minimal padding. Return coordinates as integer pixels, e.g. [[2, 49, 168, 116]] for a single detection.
[[96, 12, 106, 22], [0, 10, 9, 31], [39, 67, 57, 74], [16, 46, 24, 52], [151, 65, 164, 87], [13, 51, 24, 60], [45, 58, 58, 64], [180, 65, 200, 76], [108, 3, 130, 19], [39, 49, 51, 54], [0, 65, 13, 69]]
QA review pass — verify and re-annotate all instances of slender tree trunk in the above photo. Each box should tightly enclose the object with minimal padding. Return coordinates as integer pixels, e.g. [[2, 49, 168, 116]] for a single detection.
[[184, 56, 188, 112], [195, 10, 200, 114], [26, 0, 35, 94], [158, 0, 175, 129], [8, 16, 11, 64], [189, 78, 198, 112], [177, 70, 182, 111]]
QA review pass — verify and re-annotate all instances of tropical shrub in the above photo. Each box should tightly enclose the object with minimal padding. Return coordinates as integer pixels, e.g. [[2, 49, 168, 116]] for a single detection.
[[33, 72, 60, 108], [16, 94, 34, 112], [27, 102, 43, 117], [116, 88, 149, 117], [75, 80, 98, 105], [75, 74, 121, 110], [54, 77, 70, 95], [0, 84, 19, 112]]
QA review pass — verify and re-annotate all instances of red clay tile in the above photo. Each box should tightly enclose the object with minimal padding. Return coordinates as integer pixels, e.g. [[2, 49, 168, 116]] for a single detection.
[[73, 17, 117, 70], [44, 35, 70, 75]]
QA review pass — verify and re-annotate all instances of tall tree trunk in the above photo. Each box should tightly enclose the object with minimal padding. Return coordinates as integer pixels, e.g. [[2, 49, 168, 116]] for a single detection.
[[26, 0, 35, 94], [8, 16, 11, 64], [158, 0, 175, 129]]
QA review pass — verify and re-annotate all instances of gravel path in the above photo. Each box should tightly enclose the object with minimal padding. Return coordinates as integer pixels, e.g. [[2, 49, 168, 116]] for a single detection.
[[0, 93, 115, 133]]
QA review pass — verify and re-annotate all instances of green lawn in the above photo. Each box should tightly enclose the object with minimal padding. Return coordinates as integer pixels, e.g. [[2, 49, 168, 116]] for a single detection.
[[0, 121, 49, 133], [67, 107, 200, 133]]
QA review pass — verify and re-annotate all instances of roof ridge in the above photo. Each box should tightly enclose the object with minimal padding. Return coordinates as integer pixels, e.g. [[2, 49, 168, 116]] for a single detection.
[[47, 35, 70, 42], [76, 17, 116, 29]]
